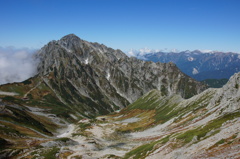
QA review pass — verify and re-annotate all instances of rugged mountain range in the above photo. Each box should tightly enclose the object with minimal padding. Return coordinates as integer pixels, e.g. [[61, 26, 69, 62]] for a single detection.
[[35, 34, 205, 116], [137, 50, 240, 81], [0, 34, 239, 158], [0, 34, 205, 120]]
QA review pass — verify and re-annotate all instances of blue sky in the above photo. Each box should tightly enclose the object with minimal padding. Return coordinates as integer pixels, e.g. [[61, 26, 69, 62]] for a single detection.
[[0, 0, 240, 52]]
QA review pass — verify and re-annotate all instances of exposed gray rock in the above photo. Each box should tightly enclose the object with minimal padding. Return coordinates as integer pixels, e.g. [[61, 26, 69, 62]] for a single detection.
[[40, 138, 78, 147], [208, 72, 240, 113], [35, 34, 207, 117]]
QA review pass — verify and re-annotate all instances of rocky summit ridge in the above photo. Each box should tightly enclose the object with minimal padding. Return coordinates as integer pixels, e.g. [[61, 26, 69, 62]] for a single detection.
[[35, 34, 206, 117]]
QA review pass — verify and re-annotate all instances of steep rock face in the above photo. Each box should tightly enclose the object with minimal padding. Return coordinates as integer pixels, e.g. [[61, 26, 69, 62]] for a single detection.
[[36, 34, 206, 116], [209, 72, 240, 113]]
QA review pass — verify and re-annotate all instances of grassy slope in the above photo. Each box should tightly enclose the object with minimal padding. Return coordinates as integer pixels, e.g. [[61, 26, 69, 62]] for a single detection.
[[0, 74, 238, 158], [108, 89, 239, 159], [0, 77, 77, 156], [112, 89, 213, 132], [0, 74, 120, 157]]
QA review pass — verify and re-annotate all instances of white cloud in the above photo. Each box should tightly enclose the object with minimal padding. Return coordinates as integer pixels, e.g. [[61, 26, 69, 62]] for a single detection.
[[0, 47, 39, 85], [126, 48, 239, 59], [126, 48, 182, 58], [126, 47, 161, 58], [199, 49, 214, 53], [171, 48, 180, 53]]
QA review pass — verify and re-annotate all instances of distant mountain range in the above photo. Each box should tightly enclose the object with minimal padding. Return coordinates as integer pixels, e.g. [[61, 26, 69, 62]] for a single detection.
[[133, 50, 240, 81], [202, 78, 229, 88]]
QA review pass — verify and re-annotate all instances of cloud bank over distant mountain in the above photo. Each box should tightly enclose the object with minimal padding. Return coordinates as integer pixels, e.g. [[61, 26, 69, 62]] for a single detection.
[[0, 47, 39, 85], [125, 48, 160, 59], [126, 48, 181, 58], [125, 48, 239, 60]]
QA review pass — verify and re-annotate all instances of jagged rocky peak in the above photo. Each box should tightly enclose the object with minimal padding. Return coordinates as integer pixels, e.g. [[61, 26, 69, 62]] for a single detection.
[[58, 34, 127, 59], [34, 34, 207, 116], [37, 34, 127, 75], [60, 33, 81, 42], [58, 34, 96, 53]]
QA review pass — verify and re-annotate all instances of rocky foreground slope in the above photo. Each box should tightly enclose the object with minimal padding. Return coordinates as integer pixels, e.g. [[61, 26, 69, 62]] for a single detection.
[[1, 72, 238, 158], [49, 72, 239, 159]]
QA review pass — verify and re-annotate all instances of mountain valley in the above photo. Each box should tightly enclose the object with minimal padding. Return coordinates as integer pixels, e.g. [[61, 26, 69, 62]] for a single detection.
[[0, 34, 239, 159]]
